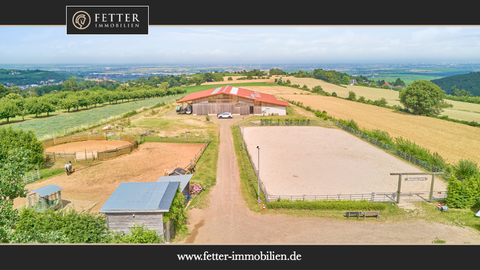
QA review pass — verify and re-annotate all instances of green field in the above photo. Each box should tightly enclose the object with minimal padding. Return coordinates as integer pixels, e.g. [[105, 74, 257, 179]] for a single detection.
[[9, 95, 180, 140]]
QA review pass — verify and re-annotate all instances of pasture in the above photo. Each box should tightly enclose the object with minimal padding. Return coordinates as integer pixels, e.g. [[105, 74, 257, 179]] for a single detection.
[[242, 126, 447, 198]]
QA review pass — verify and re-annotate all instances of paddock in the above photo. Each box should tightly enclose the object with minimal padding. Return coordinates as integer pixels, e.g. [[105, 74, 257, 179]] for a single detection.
[[14, 142, 206, 213], [242, 126, 447, 199]]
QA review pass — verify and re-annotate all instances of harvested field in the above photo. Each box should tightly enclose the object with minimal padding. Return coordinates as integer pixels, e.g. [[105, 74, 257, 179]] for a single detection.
[[282, 77, 480, 122], [45, 140, 132, 153], [243, 126, 447, 197], [279, 94, 480, 165], [14, 142, 206, 213]]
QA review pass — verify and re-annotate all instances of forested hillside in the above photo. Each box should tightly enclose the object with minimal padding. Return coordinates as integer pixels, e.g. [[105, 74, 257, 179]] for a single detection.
[[431, 72, 480, 96]]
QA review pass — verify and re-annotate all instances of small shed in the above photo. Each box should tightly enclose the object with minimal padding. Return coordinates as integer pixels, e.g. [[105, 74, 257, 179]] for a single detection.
[[157, 174, 193, 200], [168, 167, 187, 176], [27, 184, 63, 212], [99, 182, 180, 242]]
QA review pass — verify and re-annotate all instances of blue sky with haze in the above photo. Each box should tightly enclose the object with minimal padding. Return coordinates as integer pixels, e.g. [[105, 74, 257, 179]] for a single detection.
[[1, 26, 480, 64]]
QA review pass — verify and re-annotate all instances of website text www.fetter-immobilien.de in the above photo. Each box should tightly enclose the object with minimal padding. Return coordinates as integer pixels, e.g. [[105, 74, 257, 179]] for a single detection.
[[177, 250, 301, 261]]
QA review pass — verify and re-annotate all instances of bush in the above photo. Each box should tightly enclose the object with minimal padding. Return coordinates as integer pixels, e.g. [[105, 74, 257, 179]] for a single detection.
[[15, 207, 108, 243], [347, 91, 356, 101], [0, 126, 44, 167], [446, 176, 480, 208], [108, 224, 164, 243], [332, 92, 337, 97], [339, 119, 359, 130], [363, 128, 394, 146], [453, 159, 479, 180], [358, 96, 366, 103], [205, 115, 210, 122], [267, 199, 386, 211]]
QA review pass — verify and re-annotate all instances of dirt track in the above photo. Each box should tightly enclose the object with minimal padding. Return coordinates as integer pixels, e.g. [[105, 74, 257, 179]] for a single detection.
[[181, 117, 480, 244], [45, 140, 131, 153]]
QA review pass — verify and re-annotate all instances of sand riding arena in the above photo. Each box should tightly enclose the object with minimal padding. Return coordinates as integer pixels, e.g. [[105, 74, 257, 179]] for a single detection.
[[240, 126, 447, 202], [43, 133, 137, 163]]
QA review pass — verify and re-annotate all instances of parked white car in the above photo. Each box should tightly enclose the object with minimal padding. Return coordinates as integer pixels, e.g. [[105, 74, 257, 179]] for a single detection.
[[217, 112, 233, 119]]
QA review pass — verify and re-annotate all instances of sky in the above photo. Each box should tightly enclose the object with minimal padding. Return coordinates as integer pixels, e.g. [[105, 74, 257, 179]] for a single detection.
[[1, 26, 480, 65]]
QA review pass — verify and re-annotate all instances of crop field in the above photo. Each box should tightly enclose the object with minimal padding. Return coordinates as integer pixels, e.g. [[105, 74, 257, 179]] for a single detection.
[[277, 78, 480, 122], [279, 94, 480, 165], [243, 126, 447, 197], [9, 95, 179, 140]]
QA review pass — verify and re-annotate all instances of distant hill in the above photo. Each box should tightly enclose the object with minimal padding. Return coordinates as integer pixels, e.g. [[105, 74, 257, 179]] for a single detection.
[[0, 69, 79, 86], [431, 72, 480, 96]]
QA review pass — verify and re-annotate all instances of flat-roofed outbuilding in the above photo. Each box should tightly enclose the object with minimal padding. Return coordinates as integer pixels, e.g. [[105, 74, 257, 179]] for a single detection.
[[99, 182, 180, 242]]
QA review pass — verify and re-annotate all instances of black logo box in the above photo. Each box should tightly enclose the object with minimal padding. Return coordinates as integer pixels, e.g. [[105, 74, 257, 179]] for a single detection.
[[66, 6, 148, 35]]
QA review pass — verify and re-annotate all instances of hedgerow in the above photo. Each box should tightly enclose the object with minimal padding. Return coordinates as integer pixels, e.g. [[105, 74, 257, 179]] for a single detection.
[[266, 199, 386, 211]]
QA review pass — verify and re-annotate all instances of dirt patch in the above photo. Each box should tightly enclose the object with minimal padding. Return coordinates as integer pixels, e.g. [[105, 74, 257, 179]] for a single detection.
[[15, 142, 206, 213], [45, 140, 132, 153]]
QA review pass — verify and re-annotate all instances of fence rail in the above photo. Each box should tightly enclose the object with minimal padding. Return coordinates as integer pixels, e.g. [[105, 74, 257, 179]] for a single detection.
[[266, 191, 447, 203], [23, 168, 41, 184], [237, 121, 449, 203], [44, 135, 138, 163]]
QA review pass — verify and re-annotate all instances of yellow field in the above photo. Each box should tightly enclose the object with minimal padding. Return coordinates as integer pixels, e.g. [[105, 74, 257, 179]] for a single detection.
[[283, 77, 480, 123], [275, 93, 480, 165]]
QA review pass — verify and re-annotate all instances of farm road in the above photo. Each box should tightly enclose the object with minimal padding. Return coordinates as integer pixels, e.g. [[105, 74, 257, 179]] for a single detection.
[[181, 117, 480, 244]]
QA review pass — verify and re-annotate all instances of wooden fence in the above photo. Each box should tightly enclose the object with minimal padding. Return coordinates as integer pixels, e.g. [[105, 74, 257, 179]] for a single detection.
[[44, 134, 138, 163], [43, 133, 106, 148], [183, 139, 211, 172]]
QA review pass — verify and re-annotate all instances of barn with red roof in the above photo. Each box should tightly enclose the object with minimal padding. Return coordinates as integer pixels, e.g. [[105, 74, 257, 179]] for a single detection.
[[177, 85, 290, 116]]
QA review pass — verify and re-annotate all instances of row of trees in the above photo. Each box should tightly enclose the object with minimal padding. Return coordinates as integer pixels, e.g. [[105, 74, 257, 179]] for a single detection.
[[0, 84, 186, 123]]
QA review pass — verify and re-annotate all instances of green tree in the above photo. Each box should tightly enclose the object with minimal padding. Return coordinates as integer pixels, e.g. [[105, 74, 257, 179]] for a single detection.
[[341, 75, 350, 85], [347, 91, 356, 101], [227, 77, 233, 81], [0, 147, 33, 242], [0, 100, 18, 123], [399, 80, 453, 116], [393, 78, 406, 87], [203, 73, 215, 82], [179, 77, 187, 85]]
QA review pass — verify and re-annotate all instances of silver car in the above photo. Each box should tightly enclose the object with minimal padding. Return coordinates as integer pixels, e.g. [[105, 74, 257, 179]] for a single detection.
[[217, 112, 233, 119]]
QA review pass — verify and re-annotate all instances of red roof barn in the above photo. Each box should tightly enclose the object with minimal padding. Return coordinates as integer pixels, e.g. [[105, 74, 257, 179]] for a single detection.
[[177, 85, 290, 116]]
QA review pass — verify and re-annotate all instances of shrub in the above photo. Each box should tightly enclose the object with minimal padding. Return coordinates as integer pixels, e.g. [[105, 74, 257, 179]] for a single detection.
[[358, 96, 366, 103], [347, 91, 356, 101], [453, 159, 479, 180], [266, 199, 386, 211], [108, 224, 163, 243], [332, 92, 337, 97], [363, 128, 394, 146], [205, 115, 211, 122], [445, 176, 480, 208]]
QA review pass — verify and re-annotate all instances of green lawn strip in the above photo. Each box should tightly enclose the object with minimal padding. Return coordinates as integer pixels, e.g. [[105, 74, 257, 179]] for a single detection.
[[231, 124, 266, 212], [9, 95, 179, 140], [186, 128, 220, 210]]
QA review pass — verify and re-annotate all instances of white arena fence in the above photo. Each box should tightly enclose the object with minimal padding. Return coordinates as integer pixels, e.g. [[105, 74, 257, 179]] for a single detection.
[[237, 121, 448, 203]]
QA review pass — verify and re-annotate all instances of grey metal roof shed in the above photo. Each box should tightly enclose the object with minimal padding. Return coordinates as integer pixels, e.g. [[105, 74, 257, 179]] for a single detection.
[[99, 182, 180, 213], [156, 174, 193, 193], [99, 182, 180, 242], [27, 184, 63, 211]]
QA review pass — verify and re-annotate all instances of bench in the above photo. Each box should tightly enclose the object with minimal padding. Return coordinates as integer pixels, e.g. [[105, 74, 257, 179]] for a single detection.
[[345, 212, 381, 219], [363, 212, 381, 219], [345, 212, 362, 219]]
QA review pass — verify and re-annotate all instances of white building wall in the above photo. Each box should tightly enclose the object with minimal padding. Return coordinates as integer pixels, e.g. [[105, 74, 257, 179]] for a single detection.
[[261, 106, 287, 115]]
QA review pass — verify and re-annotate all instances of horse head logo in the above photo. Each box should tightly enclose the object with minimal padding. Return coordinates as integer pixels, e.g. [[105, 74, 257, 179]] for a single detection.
[[72, 11, 91, 30]]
